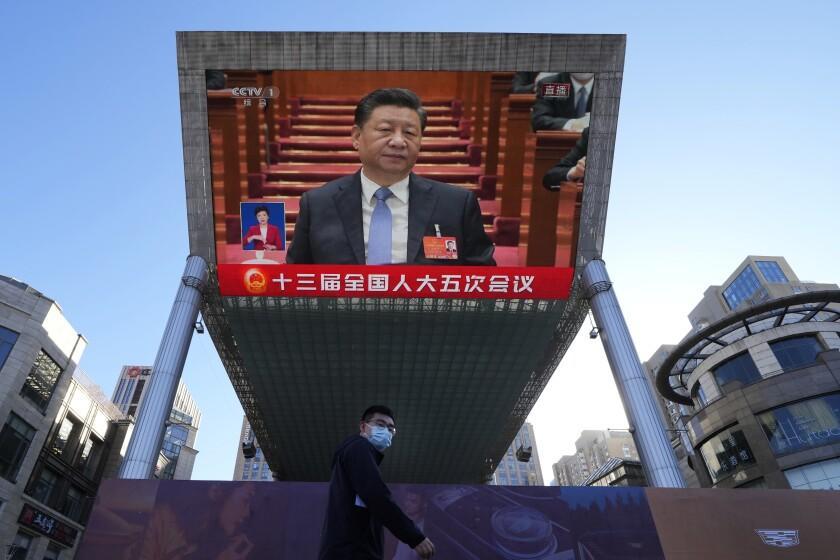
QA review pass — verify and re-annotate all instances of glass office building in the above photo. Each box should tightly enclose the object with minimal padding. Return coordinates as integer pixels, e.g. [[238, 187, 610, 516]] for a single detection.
[[491, 423, 544, 486], [111, 367, 202, 480], [649, 257, 840, 489]]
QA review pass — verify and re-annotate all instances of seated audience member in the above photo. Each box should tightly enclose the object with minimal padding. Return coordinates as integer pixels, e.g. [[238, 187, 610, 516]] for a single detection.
[[511, 72, 538, 93], [531, 72, 594, 132], [542, 127, 588, 191]]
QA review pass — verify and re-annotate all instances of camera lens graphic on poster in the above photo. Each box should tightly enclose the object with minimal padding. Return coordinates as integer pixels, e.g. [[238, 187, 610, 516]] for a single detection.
[[209, 70, 597, 299]]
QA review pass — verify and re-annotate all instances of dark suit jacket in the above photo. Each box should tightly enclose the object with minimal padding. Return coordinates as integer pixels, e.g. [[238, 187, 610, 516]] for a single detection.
[[287, 171, 495, 265], [543, 127, 589, 190], [242, 224, 282, 249], [511, 71, 538, 93], [531, 73, 593, 131]]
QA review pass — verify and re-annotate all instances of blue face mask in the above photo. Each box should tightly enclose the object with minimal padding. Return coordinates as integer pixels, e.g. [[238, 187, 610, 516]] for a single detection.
[[367, 425, 393, 451]]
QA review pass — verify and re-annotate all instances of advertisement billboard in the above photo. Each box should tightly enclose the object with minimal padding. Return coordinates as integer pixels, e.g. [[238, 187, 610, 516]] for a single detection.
[[208, 70, 595, 299], [78, 480, 840, 559]]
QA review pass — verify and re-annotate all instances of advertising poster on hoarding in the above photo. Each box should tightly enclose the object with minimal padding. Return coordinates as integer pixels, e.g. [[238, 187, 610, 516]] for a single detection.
[[79, 480, 840, 559], [78, 480, 664, 559], [208, 70, 594, 299]]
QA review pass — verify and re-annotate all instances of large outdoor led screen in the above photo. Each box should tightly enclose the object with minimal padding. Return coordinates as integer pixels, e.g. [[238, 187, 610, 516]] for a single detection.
[[210, 70, 596, 299]]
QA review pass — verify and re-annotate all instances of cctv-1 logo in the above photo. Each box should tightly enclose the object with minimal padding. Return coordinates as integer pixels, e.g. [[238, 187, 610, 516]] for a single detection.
[[231, 87, 279, 98]]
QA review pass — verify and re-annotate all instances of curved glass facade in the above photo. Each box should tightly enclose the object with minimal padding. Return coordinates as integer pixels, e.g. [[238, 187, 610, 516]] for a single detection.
[[758, 393, 840, 456]]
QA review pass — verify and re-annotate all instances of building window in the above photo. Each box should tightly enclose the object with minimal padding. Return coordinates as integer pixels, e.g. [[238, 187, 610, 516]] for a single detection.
[[20, 350, 63, 412], [758, 393, 840, 456], [722, 266, 761, 310], [0, 412, 36, 481], [9, 531, 32, 560], [712, 352, 762, 391], [29, 466, 60, 507], [63, 485, 85, 521], [130, 380, 145, 405], [0, 325, 19, 372], [698, 427, 756, 484], [51, 416, 82, 459], [163, 424, 187, 459], [756, 261, 789, 284], [78, 436, 105, 478], [785, 457, 840, 490], [691, 382, 709, 407], [770, 335, 823, 371], [44, 543, 63, 560]]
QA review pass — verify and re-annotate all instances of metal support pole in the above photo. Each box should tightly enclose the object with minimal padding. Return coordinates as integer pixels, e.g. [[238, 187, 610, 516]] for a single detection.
[[118, 255, 208, 479], [581, 259, 686, 488]]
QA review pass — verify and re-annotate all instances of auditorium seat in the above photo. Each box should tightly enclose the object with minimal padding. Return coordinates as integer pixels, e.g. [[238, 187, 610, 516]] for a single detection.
[[232, 93, 509, 249]]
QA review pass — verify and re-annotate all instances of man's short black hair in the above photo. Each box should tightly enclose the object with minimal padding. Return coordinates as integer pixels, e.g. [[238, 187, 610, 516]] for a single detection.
[[254, 205, 270, 216], [354, 88, 427, 131], [361, 405, 395, 423]]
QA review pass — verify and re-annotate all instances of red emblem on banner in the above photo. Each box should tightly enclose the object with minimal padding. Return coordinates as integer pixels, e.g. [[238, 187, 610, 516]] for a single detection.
[[244, 268, 268, 294]]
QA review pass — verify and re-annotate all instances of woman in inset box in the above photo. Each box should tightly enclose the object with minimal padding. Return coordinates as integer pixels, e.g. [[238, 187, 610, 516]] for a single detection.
[[242, 205, 281, 251]]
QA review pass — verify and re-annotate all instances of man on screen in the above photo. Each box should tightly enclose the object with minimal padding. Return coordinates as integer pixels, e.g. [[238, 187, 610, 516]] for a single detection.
[[286, 88, 495, 266]]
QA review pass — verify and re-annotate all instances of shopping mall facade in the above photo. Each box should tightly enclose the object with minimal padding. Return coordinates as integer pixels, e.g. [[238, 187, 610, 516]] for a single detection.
[[652, 257, 840, 489]]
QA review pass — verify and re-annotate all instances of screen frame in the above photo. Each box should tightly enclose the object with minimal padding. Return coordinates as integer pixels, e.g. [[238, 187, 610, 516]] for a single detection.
[[177, 32, 625, 272]]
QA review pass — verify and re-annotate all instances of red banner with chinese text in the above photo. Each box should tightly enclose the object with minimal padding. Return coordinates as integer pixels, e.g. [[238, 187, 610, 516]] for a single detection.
[[217, 265, 574, 299]]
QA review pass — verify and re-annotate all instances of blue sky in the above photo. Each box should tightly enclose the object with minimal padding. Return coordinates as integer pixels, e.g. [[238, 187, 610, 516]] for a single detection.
[[1, 2, 838, 483]]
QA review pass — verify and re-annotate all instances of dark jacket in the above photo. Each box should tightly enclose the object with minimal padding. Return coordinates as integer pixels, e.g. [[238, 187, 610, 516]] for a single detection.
[[543, 127, 589, 190], [286, 171, 496, 266], [318, 435, 425, 560]]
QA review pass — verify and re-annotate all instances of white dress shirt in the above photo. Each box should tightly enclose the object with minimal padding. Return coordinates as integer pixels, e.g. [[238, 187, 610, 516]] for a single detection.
[[360, 169, 409, 264]]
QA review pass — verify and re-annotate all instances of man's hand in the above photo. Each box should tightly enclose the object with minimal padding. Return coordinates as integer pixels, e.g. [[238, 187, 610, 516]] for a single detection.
[[414, 538, 435, 558], [568, 156, 586, 181], [264, 244, 276, 251]]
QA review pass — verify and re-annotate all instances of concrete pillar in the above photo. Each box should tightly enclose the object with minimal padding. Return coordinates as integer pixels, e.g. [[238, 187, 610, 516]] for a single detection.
[[118, 256, 208, 479], [581, 259, 686, 488]]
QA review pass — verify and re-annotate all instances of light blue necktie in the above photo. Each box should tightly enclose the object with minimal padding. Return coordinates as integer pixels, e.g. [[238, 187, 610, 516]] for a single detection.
[[367, 187, 393, 264], [575, 87, 588, 117]]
